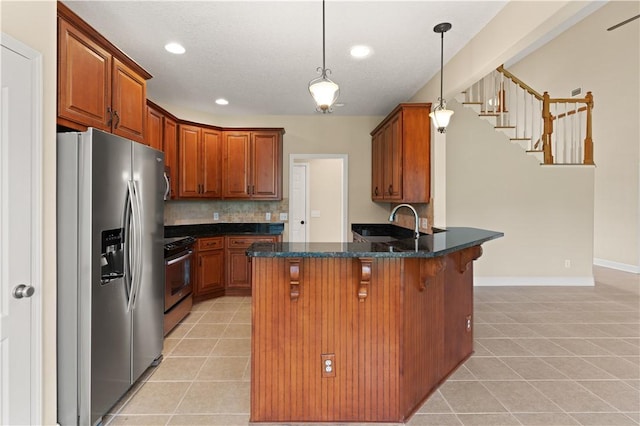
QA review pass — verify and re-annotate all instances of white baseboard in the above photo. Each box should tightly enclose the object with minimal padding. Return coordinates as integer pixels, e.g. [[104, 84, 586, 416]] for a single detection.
[[474, 276, 595, 286], [593, 258, 640, 274]]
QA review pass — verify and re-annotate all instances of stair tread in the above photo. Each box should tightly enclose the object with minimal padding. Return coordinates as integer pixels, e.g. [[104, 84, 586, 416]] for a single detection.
[[526, 149, 544, 152], [462, 102, 482, 105], [479, 113, 500, 116], [511, 138, 531, 141], [495, 126, 516, 129]]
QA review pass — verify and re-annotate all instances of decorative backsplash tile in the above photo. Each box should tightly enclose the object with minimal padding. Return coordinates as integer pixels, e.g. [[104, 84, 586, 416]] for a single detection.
[[164, 199, 290, 225]]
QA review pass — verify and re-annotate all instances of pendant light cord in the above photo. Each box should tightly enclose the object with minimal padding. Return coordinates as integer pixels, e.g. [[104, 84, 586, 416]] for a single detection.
[[439, 30, 444, 108], [322, 0, 326, 72]]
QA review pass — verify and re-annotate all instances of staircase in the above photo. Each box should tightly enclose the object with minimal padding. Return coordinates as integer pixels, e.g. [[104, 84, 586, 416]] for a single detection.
[[459, 66, 595, 165]]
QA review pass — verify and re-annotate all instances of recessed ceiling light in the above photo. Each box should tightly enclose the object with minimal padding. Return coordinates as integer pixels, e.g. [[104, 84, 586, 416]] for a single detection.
[[350, 45, 371, 59], [215, 98, 229, 106], [164, 42, 185, 54]]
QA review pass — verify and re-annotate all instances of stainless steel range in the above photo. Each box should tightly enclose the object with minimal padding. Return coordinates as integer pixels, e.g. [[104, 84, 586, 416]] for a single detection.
[[163, 236, 196, 335]]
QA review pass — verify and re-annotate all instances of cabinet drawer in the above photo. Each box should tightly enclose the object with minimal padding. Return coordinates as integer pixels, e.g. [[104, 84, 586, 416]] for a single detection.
[[226, 236, 277, 249], [197, 237, 224, 251]]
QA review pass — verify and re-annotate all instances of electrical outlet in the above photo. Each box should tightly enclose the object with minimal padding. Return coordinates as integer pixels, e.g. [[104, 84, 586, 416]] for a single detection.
[[279, 213, 288, 221], [213, 212, 219, 220], [265, 212, 271, 221], [321, 353, 335, 378], [564, 259, 571, 268], [420, 218, 428, 229]]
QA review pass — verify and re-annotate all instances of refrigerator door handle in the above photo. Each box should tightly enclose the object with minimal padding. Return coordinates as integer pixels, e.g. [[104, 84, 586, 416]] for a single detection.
[[125, 180, 139, 312], [130, 180, 144, 309], [163, 171, 170, 201], [123, 182, 134, 310]]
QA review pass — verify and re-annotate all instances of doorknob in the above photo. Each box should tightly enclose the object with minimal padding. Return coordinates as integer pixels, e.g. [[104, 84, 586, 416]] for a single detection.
[[12, 284, 35, 299], [300, 220, 305, 225]]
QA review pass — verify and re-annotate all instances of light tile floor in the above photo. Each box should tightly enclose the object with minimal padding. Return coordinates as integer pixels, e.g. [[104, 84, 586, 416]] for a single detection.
[[104, 266, 640, 425]]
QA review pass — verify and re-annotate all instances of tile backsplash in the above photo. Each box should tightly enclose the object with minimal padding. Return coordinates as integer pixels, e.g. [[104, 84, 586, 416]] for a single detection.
[[164, 199, 290, 225]]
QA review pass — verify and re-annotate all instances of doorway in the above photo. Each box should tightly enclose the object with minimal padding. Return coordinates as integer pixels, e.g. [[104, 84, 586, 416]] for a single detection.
[[289, 154, 348, 243], [0, 32, 43, 425]]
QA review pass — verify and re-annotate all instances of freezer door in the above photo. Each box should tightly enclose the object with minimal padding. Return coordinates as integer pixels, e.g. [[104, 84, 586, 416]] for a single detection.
[[85, 129, 135, 424], [131, 143, 165, 381]]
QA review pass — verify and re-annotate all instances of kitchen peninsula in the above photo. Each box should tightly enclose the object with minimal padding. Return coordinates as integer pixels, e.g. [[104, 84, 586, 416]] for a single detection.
[[247, 227, 502, 424]]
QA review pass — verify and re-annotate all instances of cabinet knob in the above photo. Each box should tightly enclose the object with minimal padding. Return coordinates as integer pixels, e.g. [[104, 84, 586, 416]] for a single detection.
[[374, 187, 379, 196], [388, 185, 393, 195], [113, 110, 120, 129]]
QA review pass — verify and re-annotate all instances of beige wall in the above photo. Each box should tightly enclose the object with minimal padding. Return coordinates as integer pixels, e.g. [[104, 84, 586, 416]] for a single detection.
[[1, 1, 57, 424], [156, 104, 391, 238], [446, 100, 595, 284], [507, 1, 640, 271]]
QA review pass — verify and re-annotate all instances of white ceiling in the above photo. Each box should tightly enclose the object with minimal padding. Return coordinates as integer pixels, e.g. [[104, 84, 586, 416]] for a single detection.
[[62, 1, 507, 116]]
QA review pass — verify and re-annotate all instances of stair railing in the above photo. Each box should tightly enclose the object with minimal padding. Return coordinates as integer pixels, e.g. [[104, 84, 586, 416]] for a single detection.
[[463, 65, 594, 165]]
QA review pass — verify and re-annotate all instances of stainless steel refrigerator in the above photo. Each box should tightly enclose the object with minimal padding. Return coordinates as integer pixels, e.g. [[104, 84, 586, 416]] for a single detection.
[[57, 128, 165, 426]]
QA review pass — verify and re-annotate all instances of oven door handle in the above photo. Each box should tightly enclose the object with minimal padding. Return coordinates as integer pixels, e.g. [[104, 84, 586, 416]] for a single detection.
[[166, 250, 193, 266]]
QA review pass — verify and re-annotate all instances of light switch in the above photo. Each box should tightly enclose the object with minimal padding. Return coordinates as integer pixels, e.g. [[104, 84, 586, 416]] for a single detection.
[[279, 213, 288, 221], [311, 210, 321, 218]]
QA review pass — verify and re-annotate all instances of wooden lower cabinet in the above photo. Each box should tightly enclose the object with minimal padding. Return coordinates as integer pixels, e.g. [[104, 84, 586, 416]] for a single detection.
[[225, 235, 278, 296], [193, 237, 225, 301], [193, 235, 280, 300]]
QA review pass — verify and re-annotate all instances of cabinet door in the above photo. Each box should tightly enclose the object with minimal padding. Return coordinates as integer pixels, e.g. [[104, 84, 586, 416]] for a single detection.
[[111, 58, 146, 143], [223, 132, 251, 199], [252, 132, 281, 199], [58, 18, 111, 131], [201, 129, 222, 198], [371, 130, 385, 200], [178, 125, 202, 197], [225, 236, 278, 291], [163, 117, 178, 199], [226, 249, 251, 289], [145, 105, 163, 150], [196, 250, 225, 296], [385, 114, 403, 200]]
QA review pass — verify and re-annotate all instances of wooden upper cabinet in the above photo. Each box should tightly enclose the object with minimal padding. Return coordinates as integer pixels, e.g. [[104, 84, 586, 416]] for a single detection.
[[370, 103, 431, 203], [145, 103, 164, 150], [222, 132, 251, 199], [112, 58, 146, 142], [58, 18, 111, 132], [163, 116, 178, 199], [252, 132, 281, 199], [223, 130, 282, 200], [201, 129, 222, 198], [178, 124, 222, 199], [57, 4, 151, 143]]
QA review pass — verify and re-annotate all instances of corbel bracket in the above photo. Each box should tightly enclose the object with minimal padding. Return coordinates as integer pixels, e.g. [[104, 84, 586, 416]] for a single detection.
[[288, 258, 301, 301], [456, 245, 483, 273], [419, 257, 446, 291], [358, 257, 373, 302]]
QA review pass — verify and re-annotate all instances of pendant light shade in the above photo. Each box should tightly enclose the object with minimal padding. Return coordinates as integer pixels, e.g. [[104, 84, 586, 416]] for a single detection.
[[309, 70, 339, 113], [309, 0, 339, 113], [429, 22, 453, 133]]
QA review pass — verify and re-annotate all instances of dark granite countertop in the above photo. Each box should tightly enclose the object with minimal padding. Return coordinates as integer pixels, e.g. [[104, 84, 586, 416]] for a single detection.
[[247, 227, 503, 258], [164, 222, 284, 238]]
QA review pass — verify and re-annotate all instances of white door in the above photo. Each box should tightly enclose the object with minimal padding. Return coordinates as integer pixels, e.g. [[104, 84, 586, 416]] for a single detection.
[[0, 34, 43, 425], [290, 163, 308, 243]]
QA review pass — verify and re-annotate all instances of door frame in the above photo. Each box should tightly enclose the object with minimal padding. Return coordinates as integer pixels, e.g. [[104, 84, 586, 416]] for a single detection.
[[1, 32, 43, 424], [289, 154, 348, 241]]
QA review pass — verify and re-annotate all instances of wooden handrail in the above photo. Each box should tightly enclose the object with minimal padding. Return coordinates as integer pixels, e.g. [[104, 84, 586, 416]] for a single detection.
[[497, 65, 544, 100], [551, 105, 588, 121]]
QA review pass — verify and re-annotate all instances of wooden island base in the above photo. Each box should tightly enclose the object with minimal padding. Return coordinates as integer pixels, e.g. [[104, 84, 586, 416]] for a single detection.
[[250, 245, 483, 424]]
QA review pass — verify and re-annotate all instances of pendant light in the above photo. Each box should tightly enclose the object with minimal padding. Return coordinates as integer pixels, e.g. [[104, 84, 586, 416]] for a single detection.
[[308, 0, 339, 113], [429, 22, 454, 133]]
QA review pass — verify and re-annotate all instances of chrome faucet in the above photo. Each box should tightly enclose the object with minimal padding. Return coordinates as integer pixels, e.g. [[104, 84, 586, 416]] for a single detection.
[[389, 203, 420, 239]]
